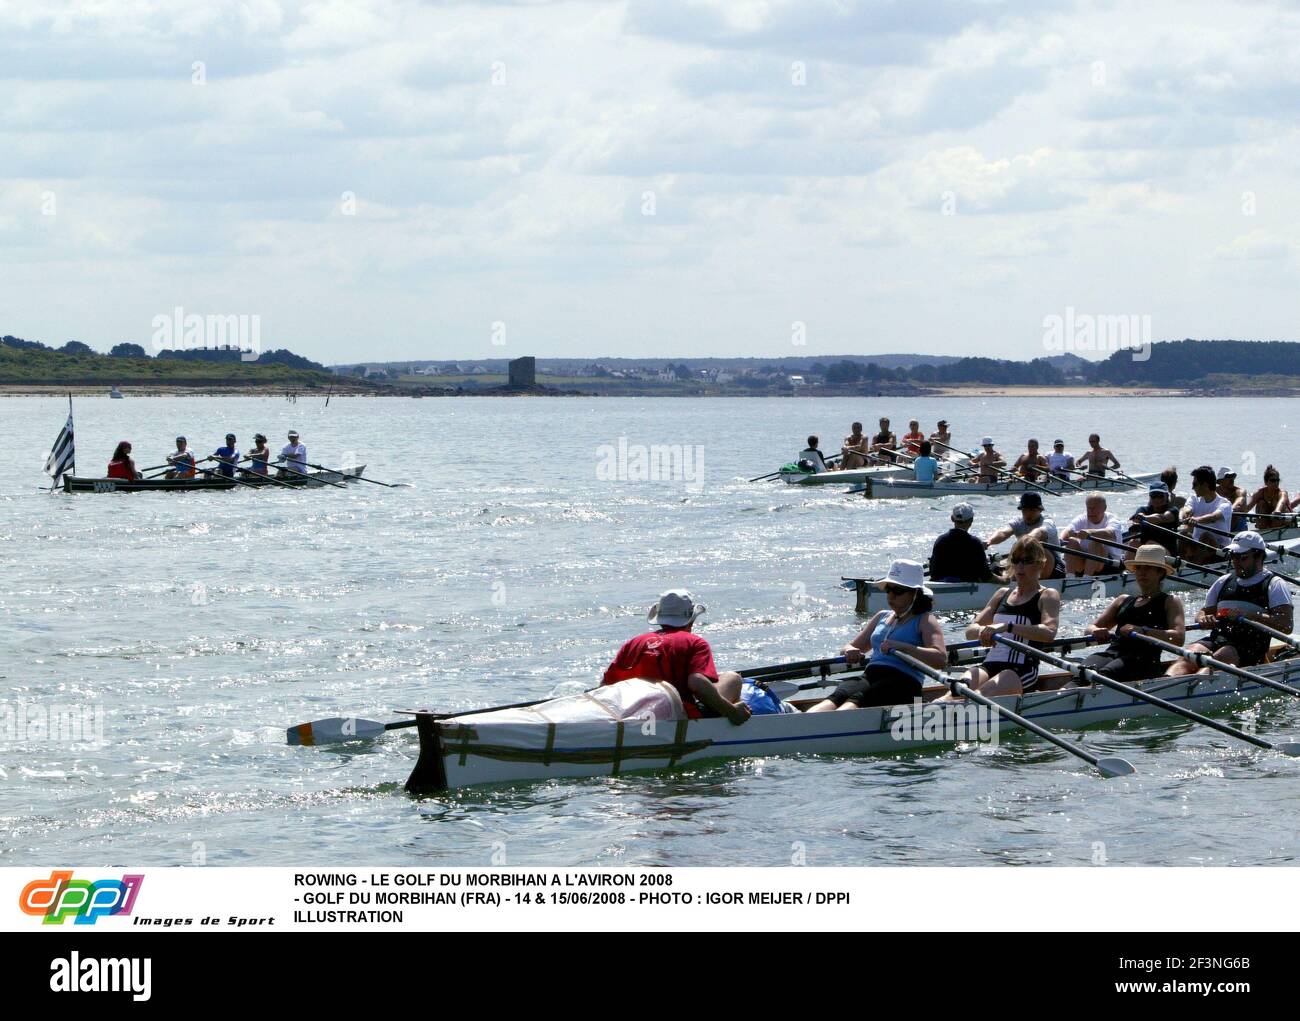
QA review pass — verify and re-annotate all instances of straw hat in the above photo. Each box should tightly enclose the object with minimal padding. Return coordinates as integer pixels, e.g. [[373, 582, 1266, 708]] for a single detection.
[[1125, 544, 1174, 576]]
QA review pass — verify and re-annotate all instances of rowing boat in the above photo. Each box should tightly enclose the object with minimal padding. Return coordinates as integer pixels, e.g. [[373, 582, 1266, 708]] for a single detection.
[[850, 471, 1161, 499], [404, 654, 1300, 792], [779, 464, 910, 485], [62, 465, 366, 493]]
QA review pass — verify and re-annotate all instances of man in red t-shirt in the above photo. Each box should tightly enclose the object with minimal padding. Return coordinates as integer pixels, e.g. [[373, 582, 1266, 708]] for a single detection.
[[603, 590, 750, 725]]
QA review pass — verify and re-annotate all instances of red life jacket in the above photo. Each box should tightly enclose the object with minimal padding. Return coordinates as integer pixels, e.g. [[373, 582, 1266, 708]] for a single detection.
[[107, 459, 134, 480]]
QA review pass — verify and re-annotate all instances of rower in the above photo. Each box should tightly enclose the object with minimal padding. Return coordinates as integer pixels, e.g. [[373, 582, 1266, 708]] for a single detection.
[[212, 433, 240, 478], [1075, 433, 1120, 478], [1166, 530, 1293, 676], [901, 420, 925, 456], [941, 537, 1061, 699], [930, 420, 951, 449], [799, 435, 829, 473], [807, 560, 947, 713], [602, 590, 750, 725], [1061, 494, 1124, 576], [841, 422, 869, 469], [1046, 439, 1075, 479], [1127, 481, 1180, 555], [106, 441, 142, 480], [1081, 544, 1186, 683], [928, 502, 994, 583], [911, 440, 939, 483], [1160, 467, 1187, 510], [278, 430, 308, 477], [1216, 466, 1247, 531], [1180, 464, 1233, 564], [870, 417, 897, 462], [246, 434, 271, 476], [165, 436, 196, 479], [984, 492, 1065, 579], [969, 436, 1004, 482], [1249, 465, 1292, 528], [1011, 438, 1048, 482]]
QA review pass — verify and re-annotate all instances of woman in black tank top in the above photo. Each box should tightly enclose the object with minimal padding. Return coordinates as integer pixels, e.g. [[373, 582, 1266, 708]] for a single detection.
[[1082, 544, 1186, 683]]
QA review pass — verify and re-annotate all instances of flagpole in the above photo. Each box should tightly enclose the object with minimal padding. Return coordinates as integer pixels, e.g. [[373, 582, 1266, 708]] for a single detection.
[[67, 392, 75, 478]]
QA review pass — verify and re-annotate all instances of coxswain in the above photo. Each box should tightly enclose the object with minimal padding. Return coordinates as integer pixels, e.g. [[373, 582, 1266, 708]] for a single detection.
[[799, 435, 829, 473], [602, 590, 750, 725], [106, 441, 141, 480], [841, 422, 869, 469], [246, 434, 271, 476], [1011, 438, 1048, 482], [928, 503, 994, 583], [1081, 545, 1185, 683], [1075, 433, 1120, 479], [1046, 439, 1075, 479], [278, 430, 308, 476], [165, 436, 196, 479], [1166, 531, 1293, 675], [807, 561, 947, 713], [212, 433, 240, 478]]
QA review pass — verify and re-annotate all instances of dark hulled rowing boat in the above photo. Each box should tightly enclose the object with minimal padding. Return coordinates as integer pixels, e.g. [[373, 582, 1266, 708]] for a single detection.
[[62, 465, 366, 493]]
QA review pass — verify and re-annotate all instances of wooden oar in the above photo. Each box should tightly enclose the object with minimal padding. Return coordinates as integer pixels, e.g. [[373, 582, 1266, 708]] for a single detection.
[[997, 634, 1300, 755], [893, 650, 1135, 777], [1126, 631, 1300, 702], [750, 452, 840, 482], [271, 459, 348, 490], [300, 460, 408, 489], [145, 457, 260, 489], [287, 656, 854, 745]]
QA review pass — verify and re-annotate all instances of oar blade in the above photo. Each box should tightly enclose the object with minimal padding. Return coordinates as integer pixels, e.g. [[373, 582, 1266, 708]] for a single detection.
[[1273, 741, 1300, 758], [1096, 756, 1137, 778], [287, 717, 388, 745]]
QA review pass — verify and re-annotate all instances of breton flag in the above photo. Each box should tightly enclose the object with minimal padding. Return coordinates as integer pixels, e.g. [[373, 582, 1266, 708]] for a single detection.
[[45, 401, 75, 485]]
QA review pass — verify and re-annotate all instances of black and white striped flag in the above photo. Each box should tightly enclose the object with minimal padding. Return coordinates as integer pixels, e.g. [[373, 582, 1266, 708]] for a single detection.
[[45, 407, 75, 484]]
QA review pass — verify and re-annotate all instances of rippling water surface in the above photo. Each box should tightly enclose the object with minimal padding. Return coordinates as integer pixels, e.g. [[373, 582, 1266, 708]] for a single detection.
[[3, 394, 1299, 866]]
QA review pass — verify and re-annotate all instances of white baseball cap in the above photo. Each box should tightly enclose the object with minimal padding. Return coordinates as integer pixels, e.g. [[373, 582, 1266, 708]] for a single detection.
[[980, 436, 994, 446], [647, 589, 706, 628], [872, 559, 933, 597], [1216, 466, 1237, 481], [1226, 530, 1266, 554]]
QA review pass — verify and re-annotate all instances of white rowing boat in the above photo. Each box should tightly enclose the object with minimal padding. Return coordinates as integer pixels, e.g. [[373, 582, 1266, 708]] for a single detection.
[[403, 655, 1300, 792], [850, 471, 1162, 499], [779, 464, 911, 486], [842, 531, 1300, 614]]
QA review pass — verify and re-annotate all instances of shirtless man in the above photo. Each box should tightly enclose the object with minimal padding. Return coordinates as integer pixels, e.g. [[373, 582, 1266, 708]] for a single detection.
[[870, 417, 898, 463], [1076, 434, 1120, 479], [969, 437, 1005, 483], [1011, 439, 1049, 482], [841, 422, 869, 469]]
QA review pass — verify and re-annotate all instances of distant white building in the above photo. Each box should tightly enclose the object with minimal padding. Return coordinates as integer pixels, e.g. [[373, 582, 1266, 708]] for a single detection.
[[788, 375, 806, 387]]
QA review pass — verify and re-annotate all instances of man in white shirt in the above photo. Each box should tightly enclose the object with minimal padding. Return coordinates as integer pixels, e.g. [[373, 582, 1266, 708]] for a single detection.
[[279, 430, 308, 477], [1167, 530, 1293, 673], [1061, 494, 1124, 576], [1180, 464, 1233, 563], [1046, 439, 1075, 479]]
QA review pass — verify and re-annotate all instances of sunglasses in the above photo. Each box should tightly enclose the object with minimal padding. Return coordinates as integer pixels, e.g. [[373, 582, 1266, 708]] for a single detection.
[[884, 585, 913, 596], [1009, 557, 1038, 566]]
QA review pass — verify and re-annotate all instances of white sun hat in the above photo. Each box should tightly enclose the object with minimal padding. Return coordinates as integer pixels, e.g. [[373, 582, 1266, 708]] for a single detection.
[[871, 559, 933, 597], [980, 436, 994, 446], [647, 589, 706, 627]]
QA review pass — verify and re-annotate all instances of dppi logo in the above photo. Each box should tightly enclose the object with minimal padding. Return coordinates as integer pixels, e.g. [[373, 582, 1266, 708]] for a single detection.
[[19, 870, 144, 925]]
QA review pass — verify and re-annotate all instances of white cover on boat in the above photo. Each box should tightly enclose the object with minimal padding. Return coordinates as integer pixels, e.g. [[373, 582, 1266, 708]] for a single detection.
[[446, 679, 685, 732]]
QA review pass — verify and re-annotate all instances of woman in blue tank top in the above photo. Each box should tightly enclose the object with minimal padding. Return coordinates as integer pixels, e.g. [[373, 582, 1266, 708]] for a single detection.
[[808, 560, 948, 711]]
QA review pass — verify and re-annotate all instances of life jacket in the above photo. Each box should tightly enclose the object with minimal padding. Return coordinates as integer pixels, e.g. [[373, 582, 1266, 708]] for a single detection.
[[170, 452, 196, 478], [107, 459, 134, 480], [1211, 573, 1276, 665]]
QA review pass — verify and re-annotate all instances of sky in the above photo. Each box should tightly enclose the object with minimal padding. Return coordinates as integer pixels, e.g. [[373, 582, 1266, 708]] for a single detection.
[[3, 0, 1300, 363]]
